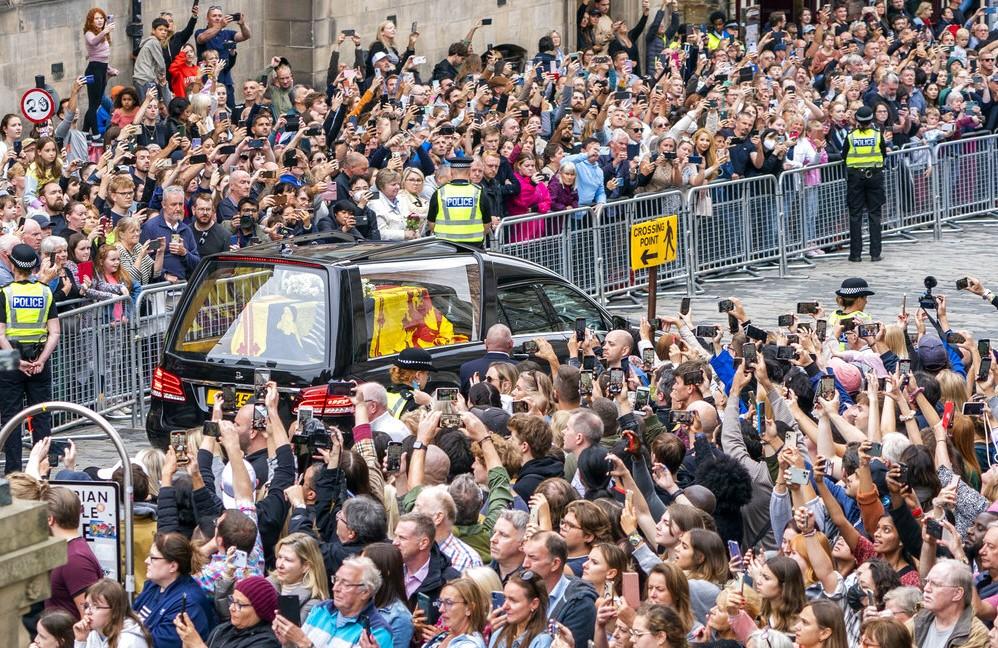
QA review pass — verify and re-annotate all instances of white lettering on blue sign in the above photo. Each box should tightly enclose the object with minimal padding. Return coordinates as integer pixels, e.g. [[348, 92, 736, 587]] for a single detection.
[[444, 197, 476, 207], [12, 296, 44, 309], [852, 137, 876, 147]]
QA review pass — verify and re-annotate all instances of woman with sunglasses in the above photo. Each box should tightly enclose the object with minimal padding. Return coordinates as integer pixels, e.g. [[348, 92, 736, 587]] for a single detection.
[[489, 571, 552, 648], [421, 578, 488, 648]]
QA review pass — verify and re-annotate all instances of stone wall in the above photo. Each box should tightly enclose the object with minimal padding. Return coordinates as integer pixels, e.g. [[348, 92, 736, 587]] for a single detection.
[[0, 0, 266, 114]]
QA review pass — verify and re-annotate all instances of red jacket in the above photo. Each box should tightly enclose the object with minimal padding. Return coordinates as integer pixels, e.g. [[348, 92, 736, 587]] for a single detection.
[[168, 57, 199, 98]]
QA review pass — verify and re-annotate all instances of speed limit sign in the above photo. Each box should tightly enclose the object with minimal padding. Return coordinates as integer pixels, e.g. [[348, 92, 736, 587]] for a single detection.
[[20, 87, 55, 124]]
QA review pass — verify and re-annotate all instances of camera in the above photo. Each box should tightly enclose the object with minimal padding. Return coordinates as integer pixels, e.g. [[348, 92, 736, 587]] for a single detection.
[[919, 276, 938, 310], [292, 418, 332, 458]]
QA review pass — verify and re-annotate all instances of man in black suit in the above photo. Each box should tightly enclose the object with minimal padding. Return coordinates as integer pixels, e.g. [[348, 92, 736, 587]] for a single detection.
[[459, 324, 517, 395]]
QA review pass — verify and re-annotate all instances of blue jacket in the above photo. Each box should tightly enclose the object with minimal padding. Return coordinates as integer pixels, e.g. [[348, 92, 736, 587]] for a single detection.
[[140, 214, 201, 280], [561, 154, 607, 206], [133, 574, 216, 648], [548, 576, 597, 648]]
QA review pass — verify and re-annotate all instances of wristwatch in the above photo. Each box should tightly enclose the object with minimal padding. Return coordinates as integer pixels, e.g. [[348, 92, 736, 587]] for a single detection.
[[412, 441, 428, 451], [628, 532, 644, 547]]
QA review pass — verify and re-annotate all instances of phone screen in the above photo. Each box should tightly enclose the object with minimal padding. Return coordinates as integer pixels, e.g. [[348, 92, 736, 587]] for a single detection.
[[680, 298, 691, 315]]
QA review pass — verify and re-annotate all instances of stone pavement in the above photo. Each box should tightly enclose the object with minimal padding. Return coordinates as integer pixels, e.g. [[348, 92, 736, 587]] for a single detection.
[[608, 223, 998, 336]]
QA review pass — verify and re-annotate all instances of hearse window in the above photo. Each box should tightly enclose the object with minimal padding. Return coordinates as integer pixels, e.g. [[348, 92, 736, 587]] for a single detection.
[[539, 282, 607, 332], [172, 263, 328, 366], [359, 258, 481, 359], [497, 285, 554, 334]]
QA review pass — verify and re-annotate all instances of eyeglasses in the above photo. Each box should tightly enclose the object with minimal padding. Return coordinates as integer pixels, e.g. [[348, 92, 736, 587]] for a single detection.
[[227, 596, 252, 610], [147, 554, 167, 561], [629, 629, 653, 638], [924, 579, 959, 590], [331, 576, 366, 590], [560, 518, 582, 531], [84, 602, 111, 611], [438, 598, 465, 609]]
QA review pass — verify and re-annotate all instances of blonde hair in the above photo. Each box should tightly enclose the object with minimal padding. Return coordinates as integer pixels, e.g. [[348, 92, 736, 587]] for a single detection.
[[136, 449, 165, 498], [883, 325, 908, 359], [936, 369, 969, 408], [273, 532, 330, 600]]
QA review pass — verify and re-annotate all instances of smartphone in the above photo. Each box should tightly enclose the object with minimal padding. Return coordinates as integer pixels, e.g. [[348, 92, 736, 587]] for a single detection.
[[788, 467, 810, 485], [511, 400, 530, 414], [778, 314, 794, 328], [819, 375, 836, 399], [435, 387, 458, 402], [608, 368, 625, 395], [815, 319, 827, 342], [254, 369, 271, 400], [868, 442, 882, 457], [490, 591, 506, 610], [728, 314, 739, 335], [580, 370, 594, 395], [743, 343, 757, 366], [694, 325, 719, 338], [417, 592, 439, 624], [216, 110, 229, 122], [189, 154, 209, 164], [718, 299, 734, 313], [898, 359, 911, 375], [231, 12, 242, 22], [680, 297, 691, 315], [297, 405, 314, 428], [248, 138, 266, 149], [979, 339, 991, 359], [776, 346, 796, 361], [642, 348, 655, 367], [979, 358, 993, 382], [796, 301, 818, 315], [218, 144, 237, 155], [523, 340, 539, 354], [941, 401, 955, 429], [170, 431, 188, 463], [727, 540, 742, 562], [925, 517, 944, 540], [897, 462, 909, 484], [440, 413, 462, 429], [385, 442, 404, 472], [278, 594, 302, 625], [191, 137, 202, 149], [48, 439, 70, 468], [956, 277, 970, 291], [670, 410, 694, 425], [342, 28, 356, 36], [575, 317, 587, 342], [232, 549, 248, 568], [964, 401, 986, 416], [857, 323, 880, 338], [621, 572, 640, 610], [634, 387, 650, 409], [202, 420, 221, 438]]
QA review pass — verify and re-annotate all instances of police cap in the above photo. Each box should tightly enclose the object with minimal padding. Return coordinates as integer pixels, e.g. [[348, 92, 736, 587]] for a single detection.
[[10, 244, 38, 271], [855, 106, 874, 124], [446, 157, 473, 169]]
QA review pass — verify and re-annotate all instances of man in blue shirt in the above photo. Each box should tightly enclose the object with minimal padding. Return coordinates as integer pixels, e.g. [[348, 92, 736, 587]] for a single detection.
[[195, 6, 252, 110], [561, 138, 607, 207], [141, 185, 200, 282]]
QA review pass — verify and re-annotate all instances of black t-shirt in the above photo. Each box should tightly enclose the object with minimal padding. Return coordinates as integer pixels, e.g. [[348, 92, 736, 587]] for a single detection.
[[192, 223, 232, 258]]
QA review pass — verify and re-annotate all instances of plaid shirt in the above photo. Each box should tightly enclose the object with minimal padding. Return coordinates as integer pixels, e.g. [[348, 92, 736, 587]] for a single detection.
[[438, 533, 482, 573], [194, 502, 265, 592]]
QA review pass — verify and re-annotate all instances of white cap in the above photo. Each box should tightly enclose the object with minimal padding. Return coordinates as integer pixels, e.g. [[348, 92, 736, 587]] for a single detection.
[[97, 459, 148, 481]]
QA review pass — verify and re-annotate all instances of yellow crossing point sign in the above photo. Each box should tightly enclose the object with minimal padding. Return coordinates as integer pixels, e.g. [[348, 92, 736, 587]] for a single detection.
[[630, 215, 678, 271]]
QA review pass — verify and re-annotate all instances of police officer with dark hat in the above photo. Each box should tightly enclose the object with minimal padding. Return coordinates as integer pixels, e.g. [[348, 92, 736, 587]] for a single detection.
[[386, 347, 437, 418], [426, 157, 493, 248], [843, 106, 888, 263], [0, 244, 60, 474]]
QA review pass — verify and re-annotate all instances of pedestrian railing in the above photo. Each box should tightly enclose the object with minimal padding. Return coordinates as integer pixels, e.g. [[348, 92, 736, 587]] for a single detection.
[[490, 131, 998, 303]]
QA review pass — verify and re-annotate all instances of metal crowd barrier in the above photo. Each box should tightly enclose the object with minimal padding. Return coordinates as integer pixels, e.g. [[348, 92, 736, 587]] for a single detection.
[[489, 132, 998, 306], [130, 282, 189, 424]]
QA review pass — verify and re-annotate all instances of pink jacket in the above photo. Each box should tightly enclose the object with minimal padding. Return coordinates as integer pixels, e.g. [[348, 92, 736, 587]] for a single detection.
[[505, 172, 551, 217]]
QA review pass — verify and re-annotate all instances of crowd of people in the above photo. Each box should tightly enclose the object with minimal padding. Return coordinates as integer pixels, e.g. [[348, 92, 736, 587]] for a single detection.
[[3, 1, 998, 647], [12, 269, 998, 648]]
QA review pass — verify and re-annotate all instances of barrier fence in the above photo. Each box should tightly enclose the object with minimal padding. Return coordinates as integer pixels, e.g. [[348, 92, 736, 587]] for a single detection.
[[494, 132, 998, 301], [35, 133, 998, 431]]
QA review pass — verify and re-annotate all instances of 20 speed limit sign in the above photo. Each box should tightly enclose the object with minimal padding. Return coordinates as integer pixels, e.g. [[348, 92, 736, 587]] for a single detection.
[[21, 88, 55, 124]]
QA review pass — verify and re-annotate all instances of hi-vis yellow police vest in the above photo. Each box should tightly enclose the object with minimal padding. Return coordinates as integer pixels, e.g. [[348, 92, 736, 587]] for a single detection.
[[434, 183, 485, 243], [845, 129, 884, 169], [4, 281, 51, 343], [386, 388, 411, 419]]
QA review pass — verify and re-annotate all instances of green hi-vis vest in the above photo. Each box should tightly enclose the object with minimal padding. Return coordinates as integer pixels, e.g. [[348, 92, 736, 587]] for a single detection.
[[5, 281, 51, 343], [846, 129, 884, 168], [434, 183, 485, 243]]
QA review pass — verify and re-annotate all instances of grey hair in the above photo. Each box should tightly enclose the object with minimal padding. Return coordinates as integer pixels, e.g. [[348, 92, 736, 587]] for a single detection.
[[162, 185, 185, 201], [498, 508, 529, 533], [40, 236, 67, 254], [342, 495, 388, 542], [881, 432, 911, 465], [560, 161, 576, 175], [882, 586, 923, 616], [418, 484, 457, 523], [0, 234, 19, 255], [341, 555, 383, 596], [448, 474, 484, 526], [931, 558, 973, 607], [568, 410, 604, 446], [360, 382, 388, 409], [881, 72, 900, 85]]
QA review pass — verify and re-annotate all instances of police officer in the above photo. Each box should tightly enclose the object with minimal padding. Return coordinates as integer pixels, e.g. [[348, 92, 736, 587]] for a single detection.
[[386, 348, 436, 419], [426, 157, 493, 247], [843, 106, 887, 263], [0, 244, 60, 474]]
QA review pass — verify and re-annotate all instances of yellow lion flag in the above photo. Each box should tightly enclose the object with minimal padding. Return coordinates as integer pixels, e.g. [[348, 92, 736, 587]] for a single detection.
[[369, 285, 468, 357]]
